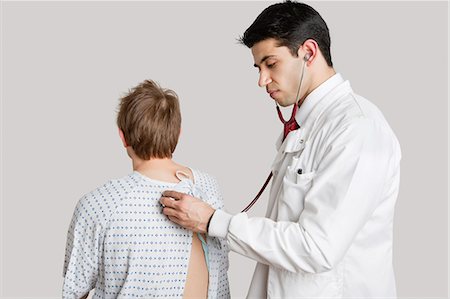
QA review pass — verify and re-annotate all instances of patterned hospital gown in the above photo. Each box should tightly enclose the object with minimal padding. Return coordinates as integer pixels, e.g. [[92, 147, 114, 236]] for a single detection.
[[63, 169, 230, 299]]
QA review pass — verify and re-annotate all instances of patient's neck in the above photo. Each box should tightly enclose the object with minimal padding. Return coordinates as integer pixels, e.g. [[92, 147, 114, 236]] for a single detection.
[[132, 155, 190, 183], [133, 157, 175, 172]]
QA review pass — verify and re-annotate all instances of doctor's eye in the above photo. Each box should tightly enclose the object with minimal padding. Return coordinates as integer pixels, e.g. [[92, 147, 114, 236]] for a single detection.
[[267, 62, 276, 69]]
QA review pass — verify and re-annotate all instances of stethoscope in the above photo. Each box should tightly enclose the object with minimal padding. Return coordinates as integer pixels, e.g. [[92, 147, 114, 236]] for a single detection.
[[241, 53, 310, 212]]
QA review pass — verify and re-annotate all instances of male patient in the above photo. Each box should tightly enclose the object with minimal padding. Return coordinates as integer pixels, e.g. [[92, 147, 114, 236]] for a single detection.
[[62, 80, 230, 299]]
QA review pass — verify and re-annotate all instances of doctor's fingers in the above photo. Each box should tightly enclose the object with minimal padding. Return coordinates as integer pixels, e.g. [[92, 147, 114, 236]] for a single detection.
[[162, 206, 181, 218], [162, 190, 187, 201], [160, 196, 178, 209], [167, 215, 183, 227], [160, 196, 193, 213], [163, 207, 194, 228], [163, 205, 193, 221], [166, 215, 197, 232]]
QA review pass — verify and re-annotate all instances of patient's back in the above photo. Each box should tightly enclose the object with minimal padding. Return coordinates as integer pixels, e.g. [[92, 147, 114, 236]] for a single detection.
[[63, 169, 229, 299]]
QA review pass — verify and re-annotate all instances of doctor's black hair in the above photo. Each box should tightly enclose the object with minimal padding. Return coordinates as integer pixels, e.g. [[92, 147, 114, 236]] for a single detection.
[[238, 0, 333, 67]]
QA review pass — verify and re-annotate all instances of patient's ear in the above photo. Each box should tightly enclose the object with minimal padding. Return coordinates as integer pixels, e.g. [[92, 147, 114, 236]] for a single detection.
[[118, 128, 128, 147]]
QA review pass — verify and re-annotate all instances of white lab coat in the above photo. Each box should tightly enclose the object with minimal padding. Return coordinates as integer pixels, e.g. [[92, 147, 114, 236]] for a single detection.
[[209, 74, 401, 298]]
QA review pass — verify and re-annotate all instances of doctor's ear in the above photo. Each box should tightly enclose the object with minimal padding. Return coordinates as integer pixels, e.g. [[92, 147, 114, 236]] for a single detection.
[[298, 39, 319, 63], [118, 128, 128, 147]]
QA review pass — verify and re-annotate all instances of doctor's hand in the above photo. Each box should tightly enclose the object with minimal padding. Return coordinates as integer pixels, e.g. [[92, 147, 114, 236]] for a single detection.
[[160, 190, 215, 234]]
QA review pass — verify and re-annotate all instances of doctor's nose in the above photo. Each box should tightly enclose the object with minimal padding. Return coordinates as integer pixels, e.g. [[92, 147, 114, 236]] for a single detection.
[[258, 71, 272, 87]]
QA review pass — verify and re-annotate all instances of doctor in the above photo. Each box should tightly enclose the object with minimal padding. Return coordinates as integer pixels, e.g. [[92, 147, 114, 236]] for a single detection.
[[160, 1, 401, 298]]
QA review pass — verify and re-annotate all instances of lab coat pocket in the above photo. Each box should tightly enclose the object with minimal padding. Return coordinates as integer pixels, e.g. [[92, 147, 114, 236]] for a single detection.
[[269, 264, 343, 298], [278, 168, 315, 222]]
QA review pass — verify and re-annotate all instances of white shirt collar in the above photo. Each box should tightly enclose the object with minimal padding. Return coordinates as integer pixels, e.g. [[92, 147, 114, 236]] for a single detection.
[[275, 73, 346, 151], [295, 73, 344, 125]]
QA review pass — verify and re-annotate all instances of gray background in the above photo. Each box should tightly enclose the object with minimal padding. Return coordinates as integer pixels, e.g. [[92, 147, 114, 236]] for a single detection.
[[1, 1, 448, 298]]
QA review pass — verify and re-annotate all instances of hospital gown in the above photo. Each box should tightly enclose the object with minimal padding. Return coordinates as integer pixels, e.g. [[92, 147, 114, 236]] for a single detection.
[[63, 169, 230, 299]]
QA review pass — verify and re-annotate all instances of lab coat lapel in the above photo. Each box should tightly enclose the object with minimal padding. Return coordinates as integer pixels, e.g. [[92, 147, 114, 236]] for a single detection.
[[271, 128, 305, 171]]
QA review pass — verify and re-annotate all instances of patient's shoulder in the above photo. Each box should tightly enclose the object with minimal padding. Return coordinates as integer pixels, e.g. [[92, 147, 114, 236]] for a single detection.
[[191, 168, 224, 208]]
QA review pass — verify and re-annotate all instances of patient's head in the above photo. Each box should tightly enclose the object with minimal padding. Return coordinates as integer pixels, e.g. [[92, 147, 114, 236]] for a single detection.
[[117, 80, 181, 160]]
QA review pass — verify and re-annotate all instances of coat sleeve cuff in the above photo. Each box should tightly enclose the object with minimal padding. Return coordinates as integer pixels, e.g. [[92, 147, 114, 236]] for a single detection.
[[208, 209, 233, 239]]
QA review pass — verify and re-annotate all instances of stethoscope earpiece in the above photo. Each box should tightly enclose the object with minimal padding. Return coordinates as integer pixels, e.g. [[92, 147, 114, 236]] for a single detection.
[[304, 53, 311, 61]]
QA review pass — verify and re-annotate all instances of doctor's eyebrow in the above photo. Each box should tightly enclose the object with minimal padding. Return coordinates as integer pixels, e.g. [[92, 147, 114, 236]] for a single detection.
[[253, 55, 276, 68]]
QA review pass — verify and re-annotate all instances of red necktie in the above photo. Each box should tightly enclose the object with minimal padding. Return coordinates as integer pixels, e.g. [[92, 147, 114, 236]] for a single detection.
[[277, 103, 300, 141]]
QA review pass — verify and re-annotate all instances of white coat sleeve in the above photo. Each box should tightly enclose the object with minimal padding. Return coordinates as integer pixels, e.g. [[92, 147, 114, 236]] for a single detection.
[[209, 117, 396, 273]]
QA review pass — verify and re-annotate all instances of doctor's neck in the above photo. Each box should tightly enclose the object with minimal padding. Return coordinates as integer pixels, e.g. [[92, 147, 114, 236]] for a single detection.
[[304, 57, 336, 100]]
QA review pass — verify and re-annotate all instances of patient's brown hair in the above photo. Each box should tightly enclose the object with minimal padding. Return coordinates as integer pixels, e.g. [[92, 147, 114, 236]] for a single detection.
[[117, 80, 181, 160]]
